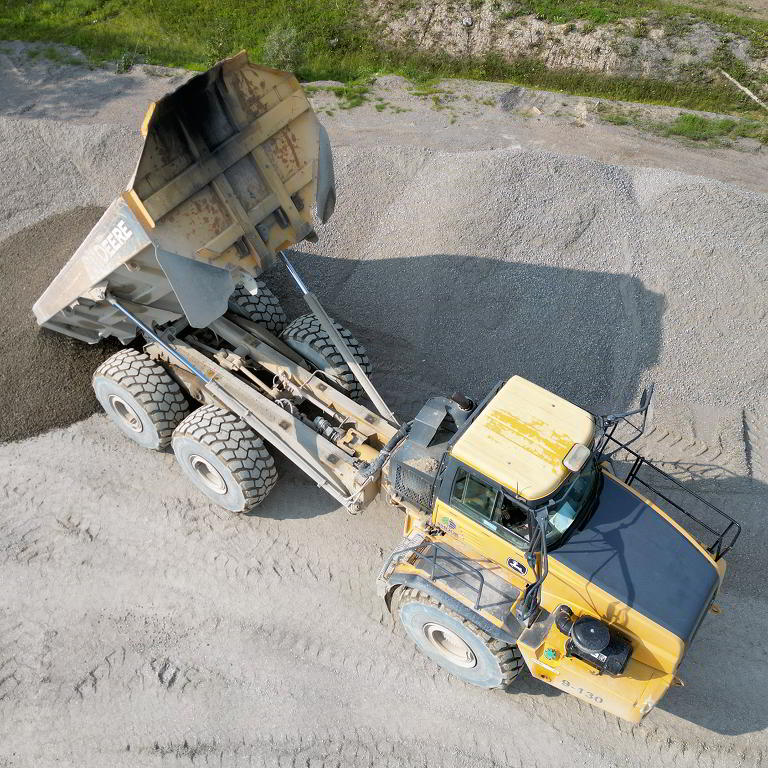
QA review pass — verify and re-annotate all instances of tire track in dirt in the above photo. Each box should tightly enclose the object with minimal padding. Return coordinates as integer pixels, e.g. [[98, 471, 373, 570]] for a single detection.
[[2, 418, 766, 767]]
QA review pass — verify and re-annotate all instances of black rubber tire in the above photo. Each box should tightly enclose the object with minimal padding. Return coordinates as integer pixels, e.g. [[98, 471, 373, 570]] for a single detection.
[[92, 348, 190, 450], [229, 281, 287, 334], [280, 313, 372, 400], [172, 405, 277, 512], [393, 587, 523, 689]]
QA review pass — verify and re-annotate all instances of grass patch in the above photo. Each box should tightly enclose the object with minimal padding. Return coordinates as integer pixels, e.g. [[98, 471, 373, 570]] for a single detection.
[[327, 81, 371, 108], [597, 104, 768, 144], [0, 0, 370, 73], [393, 50, 756, 114], [664, 112, 768, 142], [24, 43, 85, 66], [305, 80, 372, 108], [408, 86, 452, 96], [0, 0, 765, 116]]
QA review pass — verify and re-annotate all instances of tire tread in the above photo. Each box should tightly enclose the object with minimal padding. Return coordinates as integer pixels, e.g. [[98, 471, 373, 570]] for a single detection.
[[280, 313, 371, 400], [93, 348, 189, 448], [229, 281, 287, 333], [172, 405, 277, 510], [393, 586, 523, 688]]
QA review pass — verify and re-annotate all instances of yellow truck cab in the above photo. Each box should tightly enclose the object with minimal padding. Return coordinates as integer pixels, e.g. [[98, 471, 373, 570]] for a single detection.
[[380, 376, 739, 722]]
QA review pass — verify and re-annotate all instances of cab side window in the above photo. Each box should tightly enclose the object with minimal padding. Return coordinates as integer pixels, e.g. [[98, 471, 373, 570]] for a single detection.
[[450, 467, 498, 522]]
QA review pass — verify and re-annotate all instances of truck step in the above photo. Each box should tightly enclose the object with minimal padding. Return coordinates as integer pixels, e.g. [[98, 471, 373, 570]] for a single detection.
[[376, 531, 426, 597]]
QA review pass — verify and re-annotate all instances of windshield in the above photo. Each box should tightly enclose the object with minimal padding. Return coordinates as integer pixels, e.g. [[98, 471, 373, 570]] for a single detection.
[[545, 458, 599, 543]]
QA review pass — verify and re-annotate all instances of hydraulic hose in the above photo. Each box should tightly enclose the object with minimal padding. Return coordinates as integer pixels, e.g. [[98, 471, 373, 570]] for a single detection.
[[356, 422, 411, 484]]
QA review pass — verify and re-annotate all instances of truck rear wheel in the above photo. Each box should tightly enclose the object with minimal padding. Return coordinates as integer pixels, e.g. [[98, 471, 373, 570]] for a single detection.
[[92, 349, 190, 450], [172, 405, 277, 512], [280, 313, 371, 400], [229, 281, 287, 333], [393, 588, 523, 688]]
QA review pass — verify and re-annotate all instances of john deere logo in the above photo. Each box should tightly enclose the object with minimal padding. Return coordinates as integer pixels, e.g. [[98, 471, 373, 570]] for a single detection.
[[507, 557, 527, 575]]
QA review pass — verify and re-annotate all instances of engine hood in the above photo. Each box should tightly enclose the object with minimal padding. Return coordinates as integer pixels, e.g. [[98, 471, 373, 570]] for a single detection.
[[550, 472, 720, 645]]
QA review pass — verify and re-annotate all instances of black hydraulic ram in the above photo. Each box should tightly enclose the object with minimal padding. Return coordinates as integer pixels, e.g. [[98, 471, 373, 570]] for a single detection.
[[279, 251, 398, 427]]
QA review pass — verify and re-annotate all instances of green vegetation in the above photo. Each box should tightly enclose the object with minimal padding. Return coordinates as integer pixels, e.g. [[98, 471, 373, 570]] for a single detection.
[[0, 0, 368, 74], [0, 0, 766, 116], [596, 104, 768, 144], [305, 80, 372, 108], [394, 51, 760, 114], [26, 44, 84, 66], [499, 2, 766, 51], [666, 112, 768, 142]]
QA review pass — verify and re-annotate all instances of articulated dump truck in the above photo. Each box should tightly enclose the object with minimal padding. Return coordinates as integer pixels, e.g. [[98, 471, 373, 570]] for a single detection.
[[35, 53, 741, 723]]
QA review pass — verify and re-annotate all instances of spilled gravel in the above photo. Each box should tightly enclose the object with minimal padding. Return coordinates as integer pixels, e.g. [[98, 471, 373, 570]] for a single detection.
[[0, 207, 117, 442]]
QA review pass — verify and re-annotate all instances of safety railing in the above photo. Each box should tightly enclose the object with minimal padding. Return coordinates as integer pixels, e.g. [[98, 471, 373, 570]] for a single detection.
[[598, 430, 741, 560], [382, 540, 486, 609]]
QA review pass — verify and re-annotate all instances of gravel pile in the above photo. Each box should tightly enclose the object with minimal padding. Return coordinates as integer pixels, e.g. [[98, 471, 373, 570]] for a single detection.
[[285, 145, 767, 468], [0, 116, 139, 239], [2, 121, 765, 460], [0, 207, 117, 442]]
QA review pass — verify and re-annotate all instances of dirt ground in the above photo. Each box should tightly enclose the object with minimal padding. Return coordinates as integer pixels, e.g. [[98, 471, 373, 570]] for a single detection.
[[1, 48, 767, 768]]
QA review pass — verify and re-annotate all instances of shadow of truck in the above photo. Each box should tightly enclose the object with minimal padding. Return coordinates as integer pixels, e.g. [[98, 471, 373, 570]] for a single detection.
[[275, 250, 665, 417], [268, 250, 764, 736]]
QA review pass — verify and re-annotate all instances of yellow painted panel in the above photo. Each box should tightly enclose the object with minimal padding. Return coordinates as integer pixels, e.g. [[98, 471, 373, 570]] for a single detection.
[[517, 615, 674, 722], [452, 376, 595, 500], [433, 499, 533, 590]]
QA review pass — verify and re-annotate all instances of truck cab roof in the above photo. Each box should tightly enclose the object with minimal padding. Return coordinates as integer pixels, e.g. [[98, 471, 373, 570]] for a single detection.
[[451, 376, 595, 501]]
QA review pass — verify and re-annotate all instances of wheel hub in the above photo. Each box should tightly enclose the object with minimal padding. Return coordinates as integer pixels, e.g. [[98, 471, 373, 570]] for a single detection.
[[108, 395, 143, 433], [423, 622, 477, 668], [189, 454, 228, 495]]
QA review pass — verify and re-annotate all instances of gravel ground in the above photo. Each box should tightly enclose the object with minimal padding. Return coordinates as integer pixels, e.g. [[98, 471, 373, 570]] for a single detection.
[[278, 145, 767, 473], [1, 50, 767, 768], [0, 207, 117, 443]]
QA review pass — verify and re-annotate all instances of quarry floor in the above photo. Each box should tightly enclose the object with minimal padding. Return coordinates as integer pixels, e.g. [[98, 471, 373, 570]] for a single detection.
[[1, 48, 767, 768]]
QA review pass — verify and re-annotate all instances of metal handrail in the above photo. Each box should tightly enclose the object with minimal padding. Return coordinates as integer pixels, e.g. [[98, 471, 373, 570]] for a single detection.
[[383, 541, 486, 609]]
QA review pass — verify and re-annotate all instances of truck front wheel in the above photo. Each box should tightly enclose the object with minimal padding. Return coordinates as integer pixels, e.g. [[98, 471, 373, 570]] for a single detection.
[[172, 405, 277, 512], [393, 587, 523, 688]]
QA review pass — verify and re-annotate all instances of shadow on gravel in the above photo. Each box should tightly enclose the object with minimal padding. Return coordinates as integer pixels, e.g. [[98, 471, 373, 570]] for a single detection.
[[247, 457, 340, 520], [275, 250, 665, 418], [246, 249, 663, 523], [653, 472, 768, 736]]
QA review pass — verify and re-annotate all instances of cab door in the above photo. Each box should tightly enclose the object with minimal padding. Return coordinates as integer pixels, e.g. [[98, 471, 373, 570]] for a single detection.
[[433, 457, 534, 588]]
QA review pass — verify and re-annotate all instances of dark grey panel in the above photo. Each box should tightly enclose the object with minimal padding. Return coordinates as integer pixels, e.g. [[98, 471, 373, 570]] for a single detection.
[[155, 249, 234, 328], [551, 474, 718, 644]]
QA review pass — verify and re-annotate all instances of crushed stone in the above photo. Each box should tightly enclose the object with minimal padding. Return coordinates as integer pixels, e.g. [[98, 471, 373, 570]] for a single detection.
[[3, 127, 766, 468], [0, 207, 117, 442]]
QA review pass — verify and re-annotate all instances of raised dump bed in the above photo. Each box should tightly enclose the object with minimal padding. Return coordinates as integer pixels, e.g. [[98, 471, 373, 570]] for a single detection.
[[33, 51, 335, 343]]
